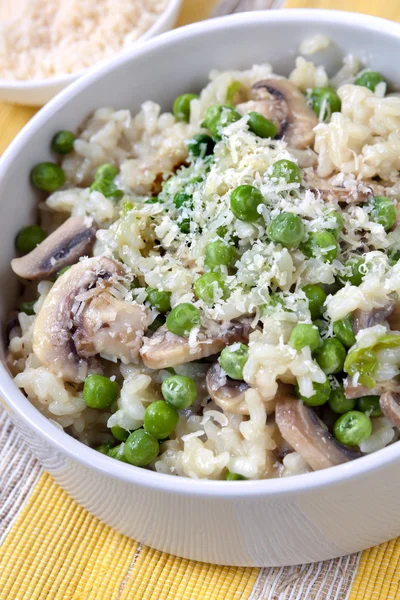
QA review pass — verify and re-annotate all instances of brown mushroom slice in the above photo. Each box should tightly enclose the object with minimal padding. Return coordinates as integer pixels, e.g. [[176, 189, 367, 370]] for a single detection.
[[352, 303, 394, 335], [379, 392, 400, 428], [387, 304, 400, 331], [304, 170, 372, 204], [75, 291, 147, 366], [141, 319, 251, 370], [11, 216, 98, 281], [345, 378, 400, 399], [275, 395, 361, 471], [206, 362, 250, 414], [33, 256, 147, 383], [238, 78, 318, 149]]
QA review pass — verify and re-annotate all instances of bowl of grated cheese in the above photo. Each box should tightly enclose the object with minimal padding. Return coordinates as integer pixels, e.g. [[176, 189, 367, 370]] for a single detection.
[[0, 0, 183, 106], [3, 9, 400, 568]]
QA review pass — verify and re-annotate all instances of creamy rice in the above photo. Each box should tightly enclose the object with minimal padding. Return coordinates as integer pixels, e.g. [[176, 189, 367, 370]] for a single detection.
[[7, 52, 400, 480]]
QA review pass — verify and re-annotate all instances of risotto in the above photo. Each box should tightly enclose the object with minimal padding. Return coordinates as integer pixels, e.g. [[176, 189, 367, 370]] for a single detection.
[[7, 52, 400, 480]]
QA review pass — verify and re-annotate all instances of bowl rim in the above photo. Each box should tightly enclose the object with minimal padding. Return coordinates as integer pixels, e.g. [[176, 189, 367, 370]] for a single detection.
[[0, 0, 183, 90], [3, 8, 400, 498]]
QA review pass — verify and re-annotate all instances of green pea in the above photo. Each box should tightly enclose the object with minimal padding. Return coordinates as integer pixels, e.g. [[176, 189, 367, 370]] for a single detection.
[[333, 316, 356, 348], [327, 211, 344, 238], [146, 288, 171, 314], [270, 159, 302, 184], [226, 81, 243, 105], [203, 104, 242, 141], [344, 346, 377, 389], [111, 425, 129, 442], [19, 300, 36, 315], [95, 163, 118, 180], [166, 303, 201, 337], [194, 272, 227, 304], [333, 410, 372, 445], [173, 93, 199, 122], [328, 386, 356, 414], [267, 212, 305, 248], [301, 231, 338, 263], [289, 323, 322, 352], [96, 442, 115, 454], [174, 190, 192, 209], [247, 112, 277, 139], [161, 374, 197, 410], [204, 240, 235, 270], [51, 130, 75, 154], [83, 374, 119, 409], [144, 400, 179, 440], [57, 266, 71, 278], [108, 444, 129, 462], [178, 218, 191, 234], [145, 197, 159, 204], [188, 133, 215, 157], [230, 184, 263, 222], [124, 429, 159, 466], [295, 378, 331, 406], [219, 343, 249, 380], [370, 196, 396, 231], [303, 285, 327, 319], [31, 162, 65, 192], [90, 178, 123, 200], [309, 87, 341, 121], [340, 256, 365, 286], [15, 225, 46, 254], [355, 71, 386, 92], [314, 338, 347, 375], [314, 318, 329, 337], [148, 314, 165, 333], [226, 471, 247, 480], [356, 395, 382, 417], [122, 200, 134, 214]]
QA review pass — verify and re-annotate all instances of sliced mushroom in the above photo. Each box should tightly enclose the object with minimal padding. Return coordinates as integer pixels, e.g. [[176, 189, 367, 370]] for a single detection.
[[304, 170, 372, 204], [275, 394, 361, 471], [140, 319, 251, 370], [388, 304, 400, 331], [345, 378, 400, 399], [379, 391, 400, 428], [353, 303, 394, 335], [206, 362, 249, 414], [11, 216, 98, 281], [33, 256, 147, 383], [237, 78, 318, 149]]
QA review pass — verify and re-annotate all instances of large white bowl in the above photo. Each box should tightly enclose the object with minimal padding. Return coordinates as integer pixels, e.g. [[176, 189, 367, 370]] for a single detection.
[[2, 9, 400, 567], [0, 0, 182, 106]]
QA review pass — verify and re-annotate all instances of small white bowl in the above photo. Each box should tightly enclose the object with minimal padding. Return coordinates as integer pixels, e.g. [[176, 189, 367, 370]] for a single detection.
[[0, 0, 183, 106], [2, 10, 400, 567]]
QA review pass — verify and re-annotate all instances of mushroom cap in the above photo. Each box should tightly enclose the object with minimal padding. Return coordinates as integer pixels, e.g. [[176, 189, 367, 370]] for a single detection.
[[379, 391, 400, 428], [206, 362, 249, 414], [275, 394, 361, 471], [141, 318, 251, 370], [11, 216, 98, 280], [352, 303, 394, 335], [238, 78, 318, 149], [32, 256, 147, 383], [345, 378, 400, 399]]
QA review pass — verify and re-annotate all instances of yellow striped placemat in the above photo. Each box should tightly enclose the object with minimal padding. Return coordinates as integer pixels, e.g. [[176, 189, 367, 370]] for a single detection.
[[2, 1, 400, 598]]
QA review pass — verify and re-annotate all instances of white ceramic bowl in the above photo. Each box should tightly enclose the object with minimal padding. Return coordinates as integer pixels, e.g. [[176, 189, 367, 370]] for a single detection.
[[2, 9, 400, 567], [0, 0, 182, 106]]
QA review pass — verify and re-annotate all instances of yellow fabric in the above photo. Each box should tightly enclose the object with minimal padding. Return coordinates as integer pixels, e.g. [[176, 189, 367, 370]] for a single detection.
[[0, 473, 258, 599], [284, 0, 400, 21], [348, 541, 400, 600], [1, 1, 400, 599]]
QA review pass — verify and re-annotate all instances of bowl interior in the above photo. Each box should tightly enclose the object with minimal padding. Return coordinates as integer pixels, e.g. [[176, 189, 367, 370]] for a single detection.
[[2, 9, 400, 489]]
